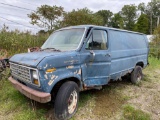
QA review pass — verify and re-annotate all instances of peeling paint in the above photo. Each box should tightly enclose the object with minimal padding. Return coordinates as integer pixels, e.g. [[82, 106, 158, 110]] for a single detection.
[[55, 76, 58, 79], [74, 70, 78, 74], [73, 69, 81, 75], [48, 79, 54, 86], [44, 74, 48, 79], [66, 65, 74, 69], [64, 60, 79, 64], [78, 69, 81, 74], [48, 75, 58, 86], [51, 75, 56, 80], [44, 64, 48, 69]]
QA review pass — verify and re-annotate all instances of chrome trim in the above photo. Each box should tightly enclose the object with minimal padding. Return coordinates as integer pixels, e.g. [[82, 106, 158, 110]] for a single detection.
[[76, 27, 87, 51], [10, 62, 40, 87]]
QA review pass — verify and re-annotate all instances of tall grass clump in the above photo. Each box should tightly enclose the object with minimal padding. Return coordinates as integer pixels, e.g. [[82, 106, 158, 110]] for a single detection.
[[0, 26, 49, 56]]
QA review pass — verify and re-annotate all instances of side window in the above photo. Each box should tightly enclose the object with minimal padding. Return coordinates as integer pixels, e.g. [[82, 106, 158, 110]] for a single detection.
[[86, 30, 107, 50]]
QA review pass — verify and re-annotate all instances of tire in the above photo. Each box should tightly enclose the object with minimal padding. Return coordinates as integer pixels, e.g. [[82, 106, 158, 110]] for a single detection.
[[54, 81, 79, 120], [131, 66, 143, 84]]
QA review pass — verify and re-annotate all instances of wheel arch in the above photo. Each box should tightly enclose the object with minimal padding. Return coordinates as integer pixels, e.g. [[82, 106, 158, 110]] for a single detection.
[[136, 61, 144, 68], [50, 77, 82, 101]]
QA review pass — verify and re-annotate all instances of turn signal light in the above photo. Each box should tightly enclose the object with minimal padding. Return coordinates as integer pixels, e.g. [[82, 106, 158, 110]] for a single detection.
[[33, 79, 39, 85], [46, 68, 56, 73]]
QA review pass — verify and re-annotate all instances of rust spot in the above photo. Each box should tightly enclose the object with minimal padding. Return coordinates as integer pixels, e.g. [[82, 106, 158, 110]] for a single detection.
[[33, 59, 37, 61], [28, 47, 40, 52], [9, 77, 51, 103]]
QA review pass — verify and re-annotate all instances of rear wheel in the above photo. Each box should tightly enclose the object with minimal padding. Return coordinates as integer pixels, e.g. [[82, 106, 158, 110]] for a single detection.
[[54, 81, 79, 120], [131, 66, 143, 84]]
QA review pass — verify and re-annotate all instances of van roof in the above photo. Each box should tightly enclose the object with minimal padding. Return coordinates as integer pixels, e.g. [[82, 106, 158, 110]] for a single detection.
[[59, 25, 145, 35]]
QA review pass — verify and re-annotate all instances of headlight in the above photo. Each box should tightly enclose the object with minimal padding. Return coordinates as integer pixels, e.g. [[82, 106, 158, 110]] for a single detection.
[[33, 71, 38, 79], [32, 70, 39, 86]]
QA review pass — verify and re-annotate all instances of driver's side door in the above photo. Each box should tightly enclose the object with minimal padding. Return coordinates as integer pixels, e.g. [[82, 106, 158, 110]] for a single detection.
[[81, 29, 111, 87]]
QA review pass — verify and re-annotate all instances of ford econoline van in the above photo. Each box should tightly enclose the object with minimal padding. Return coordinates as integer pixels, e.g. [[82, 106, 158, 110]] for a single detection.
[[9, 25, 149, 120]]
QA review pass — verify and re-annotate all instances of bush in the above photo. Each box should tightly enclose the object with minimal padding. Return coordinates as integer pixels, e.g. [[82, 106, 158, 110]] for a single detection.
[[0, 26, 49, 56]]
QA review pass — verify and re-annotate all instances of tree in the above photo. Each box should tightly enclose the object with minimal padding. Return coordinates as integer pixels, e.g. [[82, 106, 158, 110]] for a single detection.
[[62, 8, 103, 27], [150, 25, 160, 59], [121, 4, 137, 31], [138, 3, 146, 14], [28, 5, 64, 30], [153, 25, 160, 44], [96, 10, 113, 26], [134, 14, 149, 34], [110, 13, 124, 29], [138, 1, 160, 34]]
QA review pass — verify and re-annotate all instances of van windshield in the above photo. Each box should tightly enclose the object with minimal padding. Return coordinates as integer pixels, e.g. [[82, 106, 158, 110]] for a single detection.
[[41, 28, 85, 51]]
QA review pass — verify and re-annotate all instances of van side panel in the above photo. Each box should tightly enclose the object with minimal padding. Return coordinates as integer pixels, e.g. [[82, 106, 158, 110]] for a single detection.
[[109, 30, 148, 80]]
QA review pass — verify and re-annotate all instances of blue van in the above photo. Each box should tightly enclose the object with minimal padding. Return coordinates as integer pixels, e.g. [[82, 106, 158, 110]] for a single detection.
[[9, 25, 149, 120]]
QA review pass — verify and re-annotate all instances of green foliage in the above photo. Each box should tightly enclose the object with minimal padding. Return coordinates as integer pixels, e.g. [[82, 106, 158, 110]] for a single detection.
[[134, 14, 149, 34], [150, 25, 160, 59], [138, 3, 146, 14], [0, 26, 49, 56], [123, 105, 151, 120], [111, 13, 124, 29], [121, 4, 137, 31], [62, 8, 104, 27], [148, 57, 160, 68], [146, 0, 160, 33], [96, 10, 113, 26], [0, 68, 10, 81], [0, 79, 47, 120], [28, 5, 64, 30]]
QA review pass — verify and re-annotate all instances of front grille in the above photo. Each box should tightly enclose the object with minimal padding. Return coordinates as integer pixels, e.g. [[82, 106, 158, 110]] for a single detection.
[[10, 63, 31, 83]]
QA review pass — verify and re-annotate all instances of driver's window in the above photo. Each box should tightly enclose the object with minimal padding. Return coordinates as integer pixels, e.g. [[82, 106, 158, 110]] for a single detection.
[[86, 30, 107, 50]]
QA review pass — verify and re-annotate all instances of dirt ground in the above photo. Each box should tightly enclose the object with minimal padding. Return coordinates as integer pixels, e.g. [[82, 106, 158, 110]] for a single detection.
[[44, 67, 160, 120]]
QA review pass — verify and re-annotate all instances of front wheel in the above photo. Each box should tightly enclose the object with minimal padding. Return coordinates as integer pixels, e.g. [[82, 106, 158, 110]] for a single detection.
[[131, 66, 143, 84], [54, 81, 79, 120]]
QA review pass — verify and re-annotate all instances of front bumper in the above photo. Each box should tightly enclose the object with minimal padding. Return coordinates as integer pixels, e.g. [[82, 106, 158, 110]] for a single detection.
[[8, 77, 51, 103]]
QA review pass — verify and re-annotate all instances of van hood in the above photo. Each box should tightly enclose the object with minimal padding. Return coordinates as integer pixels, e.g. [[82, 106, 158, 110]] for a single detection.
[[9, 51, 66, 67]]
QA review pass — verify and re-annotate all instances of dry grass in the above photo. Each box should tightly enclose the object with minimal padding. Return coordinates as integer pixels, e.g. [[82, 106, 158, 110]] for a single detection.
[[0, 57, 160, 120]]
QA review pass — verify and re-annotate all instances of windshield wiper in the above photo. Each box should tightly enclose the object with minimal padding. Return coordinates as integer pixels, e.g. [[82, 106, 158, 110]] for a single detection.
[[41, 48, 61, 52]]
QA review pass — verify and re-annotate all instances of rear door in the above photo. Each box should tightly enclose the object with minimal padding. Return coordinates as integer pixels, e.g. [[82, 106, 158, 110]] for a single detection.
[[82, 28, 111, 86]]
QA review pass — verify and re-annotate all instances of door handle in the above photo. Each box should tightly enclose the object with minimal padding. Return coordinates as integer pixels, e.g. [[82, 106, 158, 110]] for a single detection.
[[90, 50, 95, 61], [106, 53, 111, 57]]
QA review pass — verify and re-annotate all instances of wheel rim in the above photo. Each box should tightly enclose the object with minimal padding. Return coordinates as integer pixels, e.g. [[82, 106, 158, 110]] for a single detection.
[[68, 90, 77, 114], [137, 70, 142, 82]]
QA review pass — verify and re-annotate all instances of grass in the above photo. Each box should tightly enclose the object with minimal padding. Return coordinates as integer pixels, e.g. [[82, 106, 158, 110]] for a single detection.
[[122, 105, 151, 120], [0, 69, 47, 120], [0, 58, 159, 120], [148, 57, 160, 69]]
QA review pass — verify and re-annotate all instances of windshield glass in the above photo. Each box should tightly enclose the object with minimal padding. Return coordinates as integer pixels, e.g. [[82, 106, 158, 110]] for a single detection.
[[41, 28, 85, 51]]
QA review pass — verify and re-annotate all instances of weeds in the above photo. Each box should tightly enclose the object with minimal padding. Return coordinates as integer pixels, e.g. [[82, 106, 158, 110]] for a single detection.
[[0, 27, 49, 56], [122, 105, 151, 120]]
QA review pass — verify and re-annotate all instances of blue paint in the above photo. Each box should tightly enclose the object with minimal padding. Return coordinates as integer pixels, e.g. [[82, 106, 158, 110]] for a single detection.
[[9, 25, 149, 94]]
